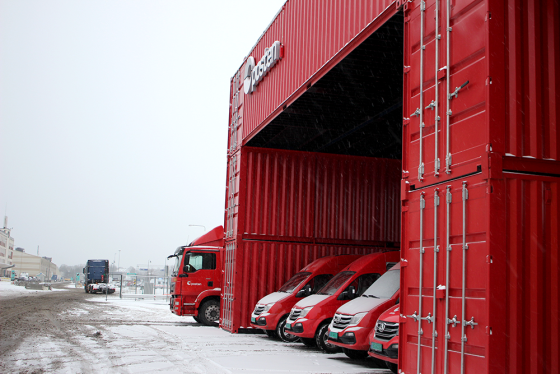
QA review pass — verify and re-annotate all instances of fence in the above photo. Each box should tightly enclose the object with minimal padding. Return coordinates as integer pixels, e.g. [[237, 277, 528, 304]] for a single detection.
[[110, 274, 172, 300]]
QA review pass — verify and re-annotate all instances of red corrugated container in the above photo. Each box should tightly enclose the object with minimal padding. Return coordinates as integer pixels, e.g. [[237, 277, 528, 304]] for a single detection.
[[221, 240, 398, 333], [222, 147, 402, 332], [402, 0, 560, 188], [400, 170, 559, 374], [228, 0, 401, 154], [227, 147, 401, 245]]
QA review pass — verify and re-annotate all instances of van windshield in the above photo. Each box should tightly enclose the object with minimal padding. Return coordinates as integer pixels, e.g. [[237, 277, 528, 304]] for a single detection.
[[278, 272, 311, 293], [362, 269, 400, 299], [317, 271, 356, 296]]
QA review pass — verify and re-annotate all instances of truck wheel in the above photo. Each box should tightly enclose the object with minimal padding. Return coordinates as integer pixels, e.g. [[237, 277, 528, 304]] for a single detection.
[[276, 316, 299, 343], [315, 323, 341, 353], [301, 337, 317, 347], [192, 316, 201, 323], [342, 347, 368, 360], [199, 300, 220, 326], [85, 286, 88, 293], [386, 362, 398, 374]]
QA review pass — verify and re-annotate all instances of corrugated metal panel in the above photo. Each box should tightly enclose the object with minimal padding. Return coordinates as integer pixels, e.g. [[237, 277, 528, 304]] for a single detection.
[[229, 0, 398, 148], [220, 239, 399, 333], [400, 171, 559, 374], [403, 0, 560, 188], [238, 147, 401, 245]]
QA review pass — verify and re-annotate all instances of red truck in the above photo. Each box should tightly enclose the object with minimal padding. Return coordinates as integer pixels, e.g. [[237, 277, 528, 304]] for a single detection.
[[168, 226, 224, 325], [368, 304, 400, 373], [250, 254, 362, 342], [284, 251, 399, 352], [327, 262, 400, 359]]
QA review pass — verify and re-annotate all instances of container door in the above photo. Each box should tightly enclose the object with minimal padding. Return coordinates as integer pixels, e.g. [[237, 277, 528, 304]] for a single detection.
[[401, 174, 489, 374], [221, 241, 236, 331]]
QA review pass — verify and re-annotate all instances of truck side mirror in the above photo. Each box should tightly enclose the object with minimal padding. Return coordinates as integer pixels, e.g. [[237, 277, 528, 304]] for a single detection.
[[178, 274, 188, 278]]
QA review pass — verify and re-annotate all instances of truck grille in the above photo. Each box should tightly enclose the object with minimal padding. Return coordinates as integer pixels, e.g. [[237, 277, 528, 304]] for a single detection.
[[332, 313, 352, 329], [374, 321, 399, 340], [289, 309, 301, 320], [253, 305, 265, 316]]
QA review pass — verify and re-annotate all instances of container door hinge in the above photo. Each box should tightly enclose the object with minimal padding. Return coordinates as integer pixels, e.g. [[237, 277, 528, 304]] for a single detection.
[[425, 100, 436, 110], [449, 80, 469, 100], [438, 67, 447, 80], [408, 311, 420, 322], [421, 313, 434, 323], [448, 315, 459, 327], [411, 108, 421, 117], [446, 154, 452, 171], [418, 163, 425, 180], [464, 317, 478, 330]]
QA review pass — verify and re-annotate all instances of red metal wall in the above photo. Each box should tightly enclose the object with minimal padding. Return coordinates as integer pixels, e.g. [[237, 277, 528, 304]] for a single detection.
[[400, 170, 559, 374], [221, 240, 398, 333], [402, 0, 560, 189], [232, 147, 401, 245], [222, 147, 402, 333]]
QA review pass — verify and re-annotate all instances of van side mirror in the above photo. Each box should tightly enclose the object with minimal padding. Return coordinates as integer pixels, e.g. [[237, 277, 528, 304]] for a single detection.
[[296, 289, 306, 298], [395, 298, 400, 305], [338, 291, 349, 300]]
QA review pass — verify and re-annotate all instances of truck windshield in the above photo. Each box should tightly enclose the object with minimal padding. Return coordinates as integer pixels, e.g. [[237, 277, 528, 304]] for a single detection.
[[361, 269, 400, 299], [278, 272, 311, 293], [317, 271, 356, 296], [172, 254, 183, 276]]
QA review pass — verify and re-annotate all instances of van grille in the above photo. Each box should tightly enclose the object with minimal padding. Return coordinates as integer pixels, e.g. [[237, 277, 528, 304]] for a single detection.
[[253, 305, 265, 316], [374, 320, 399, 340], [289, 309, 301, 320], [332, 313, 352, 329]]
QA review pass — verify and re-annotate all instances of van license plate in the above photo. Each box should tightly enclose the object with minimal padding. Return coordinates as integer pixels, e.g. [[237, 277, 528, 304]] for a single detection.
[[371, 342, 383, 352], [285, 323, 291, 329], [328, 331, 338, 339], [251, 317, 256, 323]]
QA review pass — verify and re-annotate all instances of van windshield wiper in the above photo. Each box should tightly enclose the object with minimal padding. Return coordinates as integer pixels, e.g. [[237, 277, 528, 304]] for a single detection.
[[363, 294, 379, 298]]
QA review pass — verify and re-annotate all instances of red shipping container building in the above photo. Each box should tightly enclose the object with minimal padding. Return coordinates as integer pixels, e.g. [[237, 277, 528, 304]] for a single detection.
[[224, 0, 559, 372]]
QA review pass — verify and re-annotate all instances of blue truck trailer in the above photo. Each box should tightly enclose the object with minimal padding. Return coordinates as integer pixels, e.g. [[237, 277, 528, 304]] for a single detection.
[[83, 259, 111, 293]]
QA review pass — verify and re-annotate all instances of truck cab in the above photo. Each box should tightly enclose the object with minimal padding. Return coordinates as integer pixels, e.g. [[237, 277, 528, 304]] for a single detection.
[[168, 226, 224, 325], [327, 262, 400, 359], [284, 251, 400, 353], [250, 254, 362, 342], [83, 259, 109, 293], [368, 304, 400, 373]]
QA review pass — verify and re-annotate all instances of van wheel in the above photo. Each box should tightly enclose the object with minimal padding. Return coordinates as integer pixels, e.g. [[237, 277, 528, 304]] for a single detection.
[[342, 347, 368, 360], [301, 338, 317, 347], [265, 330, 278, 339], [386, 362, 398, 373], [276, 316, 300, 343], [199, 300, 220, 326], [315, 323, 341, 353]]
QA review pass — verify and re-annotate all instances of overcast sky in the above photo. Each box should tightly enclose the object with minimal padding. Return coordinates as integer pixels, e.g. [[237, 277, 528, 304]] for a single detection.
[[0, 0, 286, 269]]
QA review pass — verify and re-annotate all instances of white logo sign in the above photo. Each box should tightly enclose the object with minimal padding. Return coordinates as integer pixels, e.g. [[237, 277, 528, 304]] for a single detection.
[[244, 41, 282, 94], [187, 281, 202, 286]]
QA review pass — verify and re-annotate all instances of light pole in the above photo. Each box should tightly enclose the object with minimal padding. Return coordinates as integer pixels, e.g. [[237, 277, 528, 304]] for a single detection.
[[118, 250, 121, 272]]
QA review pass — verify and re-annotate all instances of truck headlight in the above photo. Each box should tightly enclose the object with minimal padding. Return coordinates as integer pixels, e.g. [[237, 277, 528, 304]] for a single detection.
[[299, 306, 313, 318], [350, 312, 367, 325]]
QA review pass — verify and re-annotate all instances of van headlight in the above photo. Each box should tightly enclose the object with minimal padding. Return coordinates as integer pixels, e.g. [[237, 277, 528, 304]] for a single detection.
[[299, 306, 313, 318], [350, 312, 367, 325], [263, 303, 274, 312]]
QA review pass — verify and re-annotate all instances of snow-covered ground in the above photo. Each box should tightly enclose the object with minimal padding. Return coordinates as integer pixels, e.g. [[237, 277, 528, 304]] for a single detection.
[[0, 281, 391, 373]]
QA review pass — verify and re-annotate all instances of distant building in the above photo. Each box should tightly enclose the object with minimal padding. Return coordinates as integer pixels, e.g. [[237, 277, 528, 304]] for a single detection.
[[11, 250, 60, 280], [0, 217, 15, 277]]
